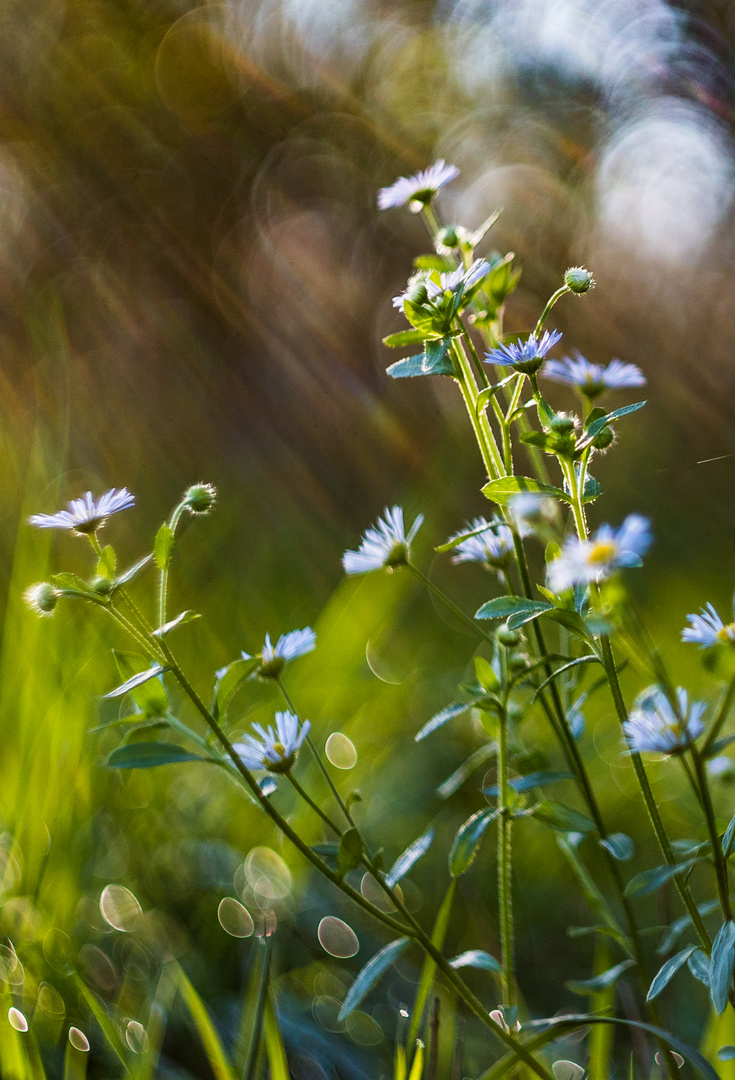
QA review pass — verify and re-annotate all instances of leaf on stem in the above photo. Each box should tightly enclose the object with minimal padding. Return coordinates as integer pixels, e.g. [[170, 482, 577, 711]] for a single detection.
[[566, 958, 635, 996], [386, 338, 456, 379], [646, 947, 698, 1001], [624, 858, 703, 898], [337, 938, 410, 1021], [415, 702, 471, 741], [107, 742, 204, 769], [337, 828, 363, 879], [483, 771, 573, 797], [599, 833, 635, 862], [154, 523, 174, 570], [449, 807, 499, 877], [386, 827, 435, 888], [533, 801, 595, 834], [481, 476, 570, 506], [710, 920, 735, 1013], [153, 610, 201, 638], [448, 950, 501, 972]]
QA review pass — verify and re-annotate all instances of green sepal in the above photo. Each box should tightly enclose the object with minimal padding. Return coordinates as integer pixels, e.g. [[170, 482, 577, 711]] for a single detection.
[[449, 807, 499, 877], [107, 741, 203, 769], [482, 476, 570, 506], [154, 523, 174, 570], [337, 827, 363, 879]]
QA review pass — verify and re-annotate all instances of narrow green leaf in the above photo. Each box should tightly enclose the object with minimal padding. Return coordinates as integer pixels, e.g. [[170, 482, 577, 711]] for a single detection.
[[449, 950, 501, 972], [483, 771, 572, 797], [599, 833, 635, 863], [386, 827, 435, 888], [153, 610, 201, 638], [105, 665, 166, 699], [213, 658, 260, 719], [72, 974, 129, 1066], [437, 745, 496, 800], [475, 596, 552, 621], [263, 994, 289, 1080], [723, 812, 735, 859], [449, 808, 499, 876], [687, 949, 710, 987], [585, 401, 646, 440], [474, 655, 500, 692], [625, 857, 702, 898], [415, 702, 470, 742], [711, 920, 735, 1013], [117, 554, 153, 586], [337, 828, 363, 879], [533, 801, 595, 834], [552, 1062, 585, 1080], [107, 742, 203, 769], [413, 254, 450, 271], [481, 476, 570, 506], [174, 963, 237, 1080], [646, 947, 697, 1001], [337, 938, 410, 1021], [383, 329, 432, 348], [154, 523, 174, 571], [408, 881, 456, 1048], [718, 1047, 735, 1061], [532, 656, 600, 701], [96, 545, 116, 580]]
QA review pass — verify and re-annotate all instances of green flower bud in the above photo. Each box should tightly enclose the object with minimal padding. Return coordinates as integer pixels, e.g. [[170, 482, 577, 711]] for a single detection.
[[592, 426, 615, 450], [24, 582, 60, 617], [550, 414, 576, 435], [405, 275, 429, 306], [436, 226, 460, 250], [183, 483, 217, 515], [91, 576, 115, 596], [564, 266, 595, 294], [497, 625, 521, 647]]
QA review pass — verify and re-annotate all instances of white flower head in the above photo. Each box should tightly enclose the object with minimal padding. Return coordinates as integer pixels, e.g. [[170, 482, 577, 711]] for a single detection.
[[682, 603, 735, 649], [242, 627, 316, 679], [29, 488, 134, 534], [234, 711, 310, 773], [543, 351, 646, 400], [425, 259, 490, 300], [378, 160, 459, 212], [448, 517, 514, 571], [547, 515, 651, 593], [623, 687, 705, 755], [343, 506, 424, 575]]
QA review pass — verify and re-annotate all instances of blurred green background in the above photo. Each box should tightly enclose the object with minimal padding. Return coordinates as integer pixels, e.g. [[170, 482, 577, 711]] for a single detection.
[[4, 0, 735, 1076]]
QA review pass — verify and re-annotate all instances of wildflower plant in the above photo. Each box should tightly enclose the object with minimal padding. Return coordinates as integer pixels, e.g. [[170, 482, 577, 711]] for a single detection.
[[25, 159, 735, 1080]]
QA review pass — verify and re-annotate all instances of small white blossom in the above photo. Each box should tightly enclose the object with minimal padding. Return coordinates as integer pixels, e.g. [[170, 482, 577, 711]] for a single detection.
[[547, 515, 651, 593], [378, 160, 459, 212], [343, 506, 423, 574], [707, 756, 734, 779], [242, 627, 316, 679], [425, 259, 490, 300], [543, 351, 646, 399], [29, 488, 134, 534], [234, 711, 310, 773], [682, 603, 735, 648], [448, 517, 514, 570], [623, 687, 705, 755]]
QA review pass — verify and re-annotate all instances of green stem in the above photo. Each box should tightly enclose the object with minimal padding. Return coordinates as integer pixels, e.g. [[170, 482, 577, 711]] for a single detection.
[[457, 319, 490, 390], [287, 773, 342, 836], [497, 705, 514, 1006], [691, 747, 732, 921], [450, 339, 504, 478], [277, 677, 356, 829], [702, 671, 735, 756], [533, 286, 570, 337], [158, 503, 187, 630]]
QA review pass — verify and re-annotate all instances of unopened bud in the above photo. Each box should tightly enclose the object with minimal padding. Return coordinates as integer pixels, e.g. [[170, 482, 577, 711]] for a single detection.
[[497, 625, 521, 647], [550, 414, 575, 435], [564, 266, 595, 294], [183, 483, 217, 515], [24, 582, 60, 617], [405, 276, 429, 306], [436, 226, 459, 250], [592, 426, 614, 450]]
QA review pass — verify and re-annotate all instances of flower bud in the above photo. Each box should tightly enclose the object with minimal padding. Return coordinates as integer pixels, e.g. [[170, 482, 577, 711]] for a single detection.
[[91, 576, 115, 596], [24, 582, 60, 617], [405, 275, 429, 306], [564, 266, 595, 294], [436, 226, 460, 250], [592, 426, 614, 450], [496, 625, 521, 647], [183, 483, 217, 515], [550, 414, 575, 435]]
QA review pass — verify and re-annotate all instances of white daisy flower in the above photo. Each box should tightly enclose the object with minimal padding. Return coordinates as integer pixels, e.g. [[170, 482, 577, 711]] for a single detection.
[[623, 687, 705, 755], [543, 351, 646, 399], [682, 603, 735, 648], [378, 159, 459, 212], [343, 506, 424, 574], [425, 258, 491, 300], [29, 488, 134, 534], [547, 515, 651, 593], [242, 627, 316, 679], [448, 517, 514, 570], [234, 711, 310, 773]]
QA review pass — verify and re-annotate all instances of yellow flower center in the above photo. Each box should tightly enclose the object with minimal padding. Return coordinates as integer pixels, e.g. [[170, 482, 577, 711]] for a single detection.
[[717, 623, 735, 643], [588, 541, 616, 565]]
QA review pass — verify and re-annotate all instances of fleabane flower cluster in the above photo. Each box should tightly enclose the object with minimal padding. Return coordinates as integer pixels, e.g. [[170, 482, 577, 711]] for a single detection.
[[448, 517, 514, 571], [486, 329, 562, 376], [682, 603, 735, 649], [234, 711, 310, 774], [623, 687, 705, 755], [543, 351, 646, 400], [547, 515, 651, 593], [343, 507, 423, 574], [378, 159, 459, 212], [29, 488, 134, 534], [243, 627, 316, 679]]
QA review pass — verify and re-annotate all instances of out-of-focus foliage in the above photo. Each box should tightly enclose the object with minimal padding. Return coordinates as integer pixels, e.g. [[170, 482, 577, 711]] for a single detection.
[[2, 1, 735, 1077]]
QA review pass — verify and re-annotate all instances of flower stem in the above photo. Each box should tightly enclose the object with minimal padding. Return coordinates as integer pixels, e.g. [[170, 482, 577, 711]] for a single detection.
[[702, 671, 735, 756], [496, 704, 515, 1007], [287, 773, 342, 836], [533, 285, 570, 337], [158, 502, 187, 630], [691, 746, 732, 921]]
